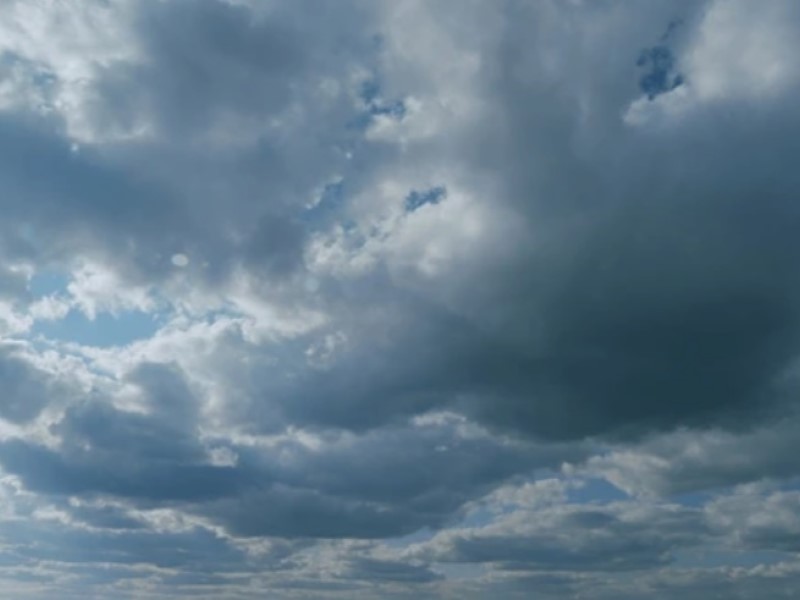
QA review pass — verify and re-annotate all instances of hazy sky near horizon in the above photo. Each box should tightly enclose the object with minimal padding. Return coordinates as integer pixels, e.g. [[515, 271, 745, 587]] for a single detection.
[[1, 1, 800, 598]]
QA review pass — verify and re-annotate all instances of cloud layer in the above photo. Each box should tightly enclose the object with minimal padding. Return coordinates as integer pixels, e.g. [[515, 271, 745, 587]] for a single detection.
[[0, 0, 799, 597]]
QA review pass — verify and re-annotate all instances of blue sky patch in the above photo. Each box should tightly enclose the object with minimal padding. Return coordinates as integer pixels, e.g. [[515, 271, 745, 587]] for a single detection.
[[348, 79, 407, 130], [405, 186, 446, 212], [28, 271, 71, 298], [637, 22, 685, 100], [637, 45, 684, 99], [31, 308, 161, 348]]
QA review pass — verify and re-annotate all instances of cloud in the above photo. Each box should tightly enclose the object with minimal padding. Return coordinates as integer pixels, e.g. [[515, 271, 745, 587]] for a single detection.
[[0, 345, 62, 423], [0, 0, 799, 597], [413, 483, 709, 573], [202, 415, 568, 539], [276, 0, 800, 443], [583, 414, 800, 497], [0, 355, 572, 539], [706, 484, 800, 553]]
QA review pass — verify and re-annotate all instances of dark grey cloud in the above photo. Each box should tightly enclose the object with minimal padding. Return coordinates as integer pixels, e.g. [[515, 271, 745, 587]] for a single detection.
[[0, 363, 247, 501], [255, 0, 800, 444], [0, 114, 190, 279], [244, 294, 551, 433], [0, 436, 244, 502], [0, 358, 571, 539], [91, 0, 304, 139], [196, 417, 573, 539], [0, 346, 63, 423]]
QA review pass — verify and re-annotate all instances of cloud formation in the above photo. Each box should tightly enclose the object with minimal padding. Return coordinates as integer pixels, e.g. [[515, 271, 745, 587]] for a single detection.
[[0, 0, 798, 597]]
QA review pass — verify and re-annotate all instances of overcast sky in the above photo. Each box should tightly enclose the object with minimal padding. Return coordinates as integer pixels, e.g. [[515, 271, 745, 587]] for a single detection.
[[0, 1, 799, 598]]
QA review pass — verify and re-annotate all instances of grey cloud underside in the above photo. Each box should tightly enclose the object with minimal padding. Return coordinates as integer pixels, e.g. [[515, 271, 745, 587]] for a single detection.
[[234, 22, 800, 442], [420, 502, 708, 572], [246, 185, 800, 441], [0, 348, 59, 423], [0, 520, 247, 571], [410, 96, 800, 439], [0, 363, 563, 538]]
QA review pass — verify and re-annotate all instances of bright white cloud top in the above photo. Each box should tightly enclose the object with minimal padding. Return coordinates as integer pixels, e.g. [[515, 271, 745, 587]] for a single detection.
[[0, 1, 799, 598]]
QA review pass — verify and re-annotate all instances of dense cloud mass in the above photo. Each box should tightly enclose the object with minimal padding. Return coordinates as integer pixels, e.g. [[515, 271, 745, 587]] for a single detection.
[[0, 0, 799, 597]]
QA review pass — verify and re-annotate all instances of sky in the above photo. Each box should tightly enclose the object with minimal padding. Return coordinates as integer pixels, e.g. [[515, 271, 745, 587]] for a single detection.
[[0, 0, 799, 598]]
